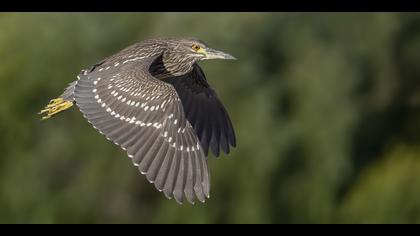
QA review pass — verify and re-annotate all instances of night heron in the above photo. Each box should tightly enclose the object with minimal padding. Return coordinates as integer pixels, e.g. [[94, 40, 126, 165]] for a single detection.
[[39, 37, 236, 204]]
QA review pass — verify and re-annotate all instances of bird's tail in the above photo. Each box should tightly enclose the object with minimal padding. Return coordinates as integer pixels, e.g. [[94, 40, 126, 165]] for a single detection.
[[39, 98, 74, 120]]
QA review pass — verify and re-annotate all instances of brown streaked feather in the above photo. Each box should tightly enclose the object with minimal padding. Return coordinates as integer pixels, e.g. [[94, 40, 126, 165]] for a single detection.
[[74, 54, 209, 204]]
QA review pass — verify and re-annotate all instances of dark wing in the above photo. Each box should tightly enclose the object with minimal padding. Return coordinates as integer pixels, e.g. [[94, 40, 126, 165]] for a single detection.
[[163, 64, 236, 157], [74, 56, 210, 204]]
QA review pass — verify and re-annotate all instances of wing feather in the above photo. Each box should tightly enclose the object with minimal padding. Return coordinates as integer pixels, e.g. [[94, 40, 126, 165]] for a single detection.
[[162, 64, 236, 157], [74, 55, 209, 204]]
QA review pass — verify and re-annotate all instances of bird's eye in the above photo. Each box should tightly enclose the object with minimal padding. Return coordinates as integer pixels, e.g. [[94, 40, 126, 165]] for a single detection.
[[191, 44, 201, 51]]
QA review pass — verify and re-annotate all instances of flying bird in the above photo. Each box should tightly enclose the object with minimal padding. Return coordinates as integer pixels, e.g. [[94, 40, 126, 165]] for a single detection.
[[39, 37, 236, 204]]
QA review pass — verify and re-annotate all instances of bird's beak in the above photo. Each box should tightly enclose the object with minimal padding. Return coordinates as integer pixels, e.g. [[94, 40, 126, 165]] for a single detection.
[[202, 48, 236, 60]]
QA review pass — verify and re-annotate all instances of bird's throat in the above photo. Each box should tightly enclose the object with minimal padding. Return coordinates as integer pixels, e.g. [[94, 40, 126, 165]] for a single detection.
[[149, 54, 194, 80]]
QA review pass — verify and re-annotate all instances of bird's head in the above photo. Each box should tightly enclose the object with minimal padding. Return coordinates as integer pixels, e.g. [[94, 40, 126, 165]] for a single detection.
[[172, 38, 236, 61], [168, 38, 236, 61], [159, 38, 236, 76]]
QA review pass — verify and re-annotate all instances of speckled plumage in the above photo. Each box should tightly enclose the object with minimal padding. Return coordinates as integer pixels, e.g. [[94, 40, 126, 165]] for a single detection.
[[40, 37, 236, 204]]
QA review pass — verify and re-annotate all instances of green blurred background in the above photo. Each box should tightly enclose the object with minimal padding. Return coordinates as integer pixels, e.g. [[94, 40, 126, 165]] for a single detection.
[[1, 12, 420, 223]]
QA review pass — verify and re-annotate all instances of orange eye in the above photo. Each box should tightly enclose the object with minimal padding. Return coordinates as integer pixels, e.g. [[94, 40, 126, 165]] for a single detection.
[[192, 44, 201, 51]]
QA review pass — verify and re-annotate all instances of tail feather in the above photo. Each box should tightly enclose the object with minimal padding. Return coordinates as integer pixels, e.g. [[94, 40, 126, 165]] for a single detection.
[[39, 98, 74, 120]]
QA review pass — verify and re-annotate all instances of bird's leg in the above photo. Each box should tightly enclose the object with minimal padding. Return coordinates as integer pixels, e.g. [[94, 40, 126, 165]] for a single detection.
[[39, 98, 74, 120]]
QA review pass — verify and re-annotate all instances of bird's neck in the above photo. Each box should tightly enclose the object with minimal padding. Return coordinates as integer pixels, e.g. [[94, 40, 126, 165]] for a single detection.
[[149, 51, 195, 79]]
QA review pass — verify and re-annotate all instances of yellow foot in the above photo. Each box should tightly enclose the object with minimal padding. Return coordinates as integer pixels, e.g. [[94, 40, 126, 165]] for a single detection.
[[39, 98, 73, 120]]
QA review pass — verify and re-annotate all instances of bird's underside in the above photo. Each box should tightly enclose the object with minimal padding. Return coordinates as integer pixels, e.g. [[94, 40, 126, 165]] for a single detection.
[[39, 38, 236, 204]]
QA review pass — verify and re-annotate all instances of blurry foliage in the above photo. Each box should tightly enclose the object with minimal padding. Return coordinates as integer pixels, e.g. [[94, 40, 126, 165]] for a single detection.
[[339, 145, 420, 223], [0, 12, 420, 223]]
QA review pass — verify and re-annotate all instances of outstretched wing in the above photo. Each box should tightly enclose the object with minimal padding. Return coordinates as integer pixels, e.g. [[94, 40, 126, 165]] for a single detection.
[[163, 64, 236, 157], [74, 56, 209, 204]]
